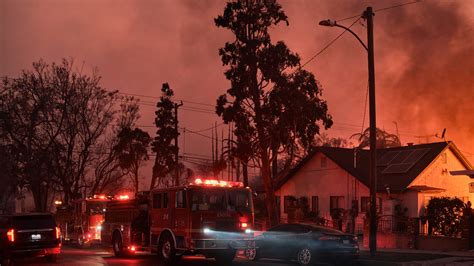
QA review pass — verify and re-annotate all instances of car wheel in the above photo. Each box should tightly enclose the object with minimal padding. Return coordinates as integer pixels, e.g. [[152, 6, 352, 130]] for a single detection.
[[45, 254, 58, 262], [214, 249, 236, 265], [245, 248, 259, 261], [112, 232, 124, 257], [158, 233, 177, 265], [297, 247, 313, 266]]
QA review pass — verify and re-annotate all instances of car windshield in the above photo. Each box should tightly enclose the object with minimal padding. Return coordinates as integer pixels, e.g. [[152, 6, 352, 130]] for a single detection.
[[12, 215, 56, 230], [191, 188, 252, 212]]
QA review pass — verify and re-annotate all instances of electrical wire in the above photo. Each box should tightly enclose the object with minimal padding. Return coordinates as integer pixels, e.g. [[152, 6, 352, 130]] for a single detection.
[[336, 0, 423, 23], [360, 81, 369, 134], [300, 17, 361, 69]]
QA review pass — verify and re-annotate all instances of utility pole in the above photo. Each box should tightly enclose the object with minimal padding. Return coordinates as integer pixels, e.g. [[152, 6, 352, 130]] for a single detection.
[[174, 101, 183, 187], [365, 6, 378, 256], [319, 8, 377, 255]]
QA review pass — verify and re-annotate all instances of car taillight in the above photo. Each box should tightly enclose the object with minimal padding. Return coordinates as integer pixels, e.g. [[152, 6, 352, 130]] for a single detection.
[[56, 227, 61, 239], [7, 229, 15, 242]]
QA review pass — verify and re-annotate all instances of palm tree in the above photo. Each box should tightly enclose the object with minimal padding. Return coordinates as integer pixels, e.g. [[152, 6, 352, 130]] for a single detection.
[[351, 127, 401, 149]]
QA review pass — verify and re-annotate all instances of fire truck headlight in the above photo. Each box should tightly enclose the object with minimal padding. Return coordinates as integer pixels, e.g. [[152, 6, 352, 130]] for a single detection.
[[96, 225, 102, 231], [245, 228, 252, 234], [203, 228, 212, 234]]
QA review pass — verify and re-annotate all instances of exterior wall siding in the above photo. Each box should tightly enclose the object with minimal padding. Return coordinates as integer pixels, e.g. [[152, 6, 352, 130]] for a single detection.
[[409, 147, 472, 216], [275, 152, 370, 222]]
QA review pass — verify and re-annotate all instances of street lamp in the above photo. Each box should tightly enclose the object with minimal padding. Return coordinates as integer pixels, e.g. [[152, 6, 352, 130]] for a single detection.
[[319, 7, 378, 257], [318, 19, 368, 51]]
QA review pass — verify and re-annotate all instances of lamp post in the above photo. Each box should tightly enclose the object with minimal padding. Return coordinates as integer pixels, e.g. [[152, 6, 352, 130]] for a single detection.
[[319, 7, 377, 256]]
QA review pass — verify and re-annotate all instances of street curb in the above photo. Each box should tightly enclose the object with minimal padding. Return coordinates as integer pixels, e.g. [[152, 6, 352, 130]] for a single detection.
[[359, 259, 403, 266]]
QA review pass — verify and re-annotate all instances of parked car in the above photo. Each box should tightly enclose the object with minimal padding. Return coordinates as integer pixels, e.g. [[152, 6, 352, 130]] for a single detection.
[[0, 213, 61, 265], [251, 223, 359, 265]]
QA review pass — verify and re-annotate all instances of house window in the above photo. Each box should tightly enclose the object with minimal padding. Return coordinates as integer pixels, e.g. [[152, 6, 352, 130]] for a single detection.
[[284, 196, 296, 214], [361, 196, 382, 213], [153, 193, 162, 209], [330, 196, 344, 211], [321, 157, 327, 168], [311, 196, 319, 212], [176, 190, 187, 208]]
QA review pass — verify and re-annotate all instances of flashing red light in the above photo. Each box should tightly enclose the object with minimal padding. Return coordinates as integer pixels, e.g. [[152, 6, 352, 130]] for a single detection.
[[118, 195, 130, 200], [193, 178, 243, 188], [240, 222, 248, 229], [98, 195, 106, 199], [7, 229, 15, 242], [131, 246, 136, 251], [87, 233, 91, 239], [55, 227, 61, 239]]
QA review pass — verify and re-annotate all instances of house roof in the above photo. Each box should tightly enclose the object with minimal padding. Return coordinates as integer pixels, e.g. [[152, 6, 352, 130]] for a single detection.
[[274, 141, 472, 193]]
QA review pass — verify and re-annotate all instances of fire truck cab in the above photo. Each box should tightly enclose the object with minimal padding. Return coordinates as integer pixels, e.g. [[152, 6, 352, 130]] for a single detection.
[[103, 179, 256, 264], [55, 195, 110, 246]]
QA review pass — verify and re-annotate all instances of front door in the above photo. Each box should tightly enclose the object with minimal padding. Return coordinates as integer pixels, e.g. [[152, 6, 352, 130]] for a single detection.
[[172, 189, 190, 249]]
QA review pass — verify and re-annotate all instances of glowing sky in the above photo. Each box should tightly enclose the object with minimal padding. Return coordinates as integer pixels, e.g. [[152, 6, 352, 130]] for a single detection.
[[2, 0, 473, 175]]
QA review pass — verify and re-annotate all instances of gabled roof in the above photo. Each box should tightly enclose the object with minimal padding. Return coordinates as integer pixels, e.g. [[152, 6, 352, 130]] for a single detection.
[[274, 141, 472, 193]]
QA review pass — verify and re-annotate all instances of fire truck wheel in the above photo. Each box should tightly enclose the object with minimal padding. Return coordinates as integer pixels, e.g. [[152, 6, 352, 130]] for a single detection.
[[158, 233, 177, 264], [112, 232, 125, 257], [214, 249, 236, 264]]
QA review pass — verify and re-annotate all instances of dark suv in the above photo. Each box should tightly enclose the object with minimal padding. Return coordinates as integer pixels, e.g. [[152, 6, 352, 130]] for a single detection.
[[0, 213, 61, 264]]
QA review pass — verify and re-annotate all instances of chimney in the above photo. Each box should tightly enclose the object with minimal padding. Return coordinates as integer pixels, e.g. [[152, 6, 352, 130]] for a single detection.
[[407, 142, 414, 146]]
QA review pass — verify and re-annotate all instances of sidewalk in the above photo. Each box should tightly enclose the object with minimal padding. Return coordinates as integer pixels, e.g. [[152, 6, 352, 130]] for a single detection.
[[359, 248, 474, 266]]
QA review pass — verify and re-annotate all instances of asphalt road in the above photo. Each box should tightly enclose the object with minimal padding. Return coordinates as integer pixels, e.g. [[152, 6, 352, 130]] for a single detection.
[[10, 246, 297, 266]]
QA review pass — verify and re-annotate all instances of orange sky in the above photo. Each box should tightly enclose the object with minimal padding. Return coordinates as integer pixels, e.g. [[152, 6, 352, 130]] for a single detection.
[[1, 0, 473, 174]]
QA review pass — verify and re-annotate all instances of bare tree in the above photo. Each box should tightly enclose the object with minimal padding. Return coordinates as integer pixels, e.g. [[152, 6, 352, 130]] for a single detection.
[[1, 59, 129, 210]]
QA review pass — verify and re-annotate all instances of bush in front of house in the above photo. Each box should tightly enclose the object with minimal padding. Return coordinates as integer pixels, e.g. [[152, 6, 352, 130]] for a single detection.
[[426, 197, 466, 237]]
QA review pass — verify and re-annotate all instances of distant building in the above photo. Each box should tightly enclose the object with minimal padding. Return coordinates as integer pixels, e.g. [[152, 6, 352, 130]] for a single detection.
[[274, 141, 473, 233]]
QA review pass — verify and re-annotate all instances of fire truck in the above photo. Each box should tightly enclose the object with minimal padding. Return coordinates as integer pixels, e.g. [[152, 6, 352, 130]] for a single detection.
[[101, 178, 256, 264], [55, 195, 114, 246]]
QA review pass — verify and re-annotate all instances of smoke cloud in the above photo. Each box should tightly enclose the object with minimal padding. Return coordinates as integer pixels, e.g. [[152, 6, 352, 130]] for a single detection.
[[1, 0, 473, 166]]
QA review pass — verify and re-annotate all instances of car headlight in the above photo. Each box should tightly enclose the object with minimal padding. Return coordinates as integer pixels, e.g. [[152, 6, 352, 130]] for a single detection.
[[203, 228, 212, 234], [245, 228, 252, 234]]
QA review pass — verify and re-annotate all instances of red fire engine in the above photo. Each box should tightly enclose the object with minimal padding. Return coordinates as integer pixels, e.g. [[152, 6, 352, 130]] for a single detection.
[[102, 178, 256, 264], [55, 195, 112, 246]]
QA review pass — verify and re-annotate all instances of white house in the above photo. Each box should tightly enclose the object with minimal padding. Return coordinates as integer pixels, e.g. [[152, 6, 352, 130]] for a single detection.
[[274, 141, 473, 232]]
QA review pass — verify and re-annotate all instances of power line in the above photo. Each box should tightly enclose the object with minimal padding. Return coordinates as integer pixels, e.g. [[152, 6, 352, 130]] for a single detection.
[[300, 17, 361, 68], [182, 127, 214, 140], [116, 91, 214, 107], [336, 0, 423, 23], [192, 122, 226, 133]]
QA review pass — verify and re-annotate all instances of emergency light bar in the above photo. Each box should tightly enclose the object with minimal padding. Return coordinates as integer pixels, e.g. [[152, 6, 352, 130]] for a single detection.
[[193, 178, 243, 188], [117, 195, 130, 200]]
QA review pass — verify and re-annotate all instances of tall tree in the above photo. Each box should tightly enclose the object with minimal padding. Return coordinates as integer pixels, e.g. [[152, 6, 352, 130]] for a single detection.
[[351, 127, 401, 149], [115, 127, 151, 193], [151, 83, 179, 189], [215, 0, 333, 225], [89, 97, 141, 195]]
